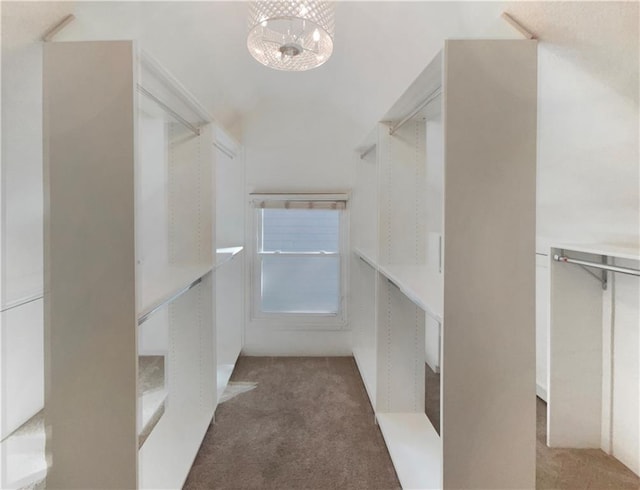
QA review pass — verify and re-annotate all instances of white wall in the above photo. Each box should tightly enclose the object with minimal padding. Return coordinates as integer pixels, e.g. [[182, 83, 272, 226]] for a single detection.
[[240, 99, 356, 355]]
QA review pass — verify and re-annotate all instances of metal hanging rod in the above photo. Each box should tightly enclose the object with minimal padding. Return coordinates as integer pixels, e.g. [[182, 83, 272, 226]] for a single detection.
[[501, 12, 536, 40], [42, 14, 76, 42], [389, 86, 442, 136], [554, 254, 640, 289], [214, 141, 236, 159], [0, 292, 44, 313], [137, 274, 205, 326], [137, 85, 201, 136], [359, 144, 376, 160]]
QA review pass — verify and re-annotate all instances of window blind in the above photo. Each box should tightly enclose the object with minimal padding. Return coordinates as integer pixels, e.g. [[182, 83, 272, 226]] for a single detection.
[[254, 200, 346, 210]]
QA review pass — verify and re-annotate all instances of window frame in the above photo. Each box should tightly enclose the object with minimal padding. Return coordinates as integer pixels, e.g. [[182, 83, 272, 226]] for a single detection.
[[249, 193, 349, 330]]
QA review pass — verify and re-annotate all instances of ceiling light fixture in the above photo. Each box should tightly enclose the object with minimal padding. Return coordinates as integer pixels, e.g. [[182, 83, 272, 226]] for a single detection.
[[247, 1, 335, 72]]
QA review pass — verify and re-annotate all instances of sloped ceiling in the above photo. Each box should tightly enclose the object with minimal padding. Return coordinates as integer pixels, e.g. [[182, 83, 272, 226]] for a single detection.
[[48, 1, 519, 140], [5, 1, 638, 143]]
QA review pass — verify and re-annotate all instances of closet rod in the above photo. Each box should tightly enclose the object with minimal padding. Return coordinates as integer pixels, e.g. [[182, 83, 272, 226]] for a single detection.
[[137, 275, 204, 326], [359, 144, 376, 160], [389, 86, 442, 136], [214, 141, 236, 159], [0, 293, 43, 313], [553, 254, 640, 277], [137, 85, 201, 136]]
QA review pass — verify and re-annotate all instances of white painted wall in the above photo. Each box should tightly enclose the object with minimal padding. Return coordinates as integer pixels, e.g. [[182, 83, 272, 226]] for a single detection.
[[240, 99, 355, 355]]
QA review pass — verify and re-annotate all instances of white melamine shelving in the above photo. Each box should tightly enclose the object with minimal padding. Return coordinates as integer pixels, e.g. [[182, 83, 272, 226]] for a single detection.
[[138, 264, 213, 319], [216, 363, 235, 400], [1, 355, 169, 489], [215, 246, 244, 269], [214, 127, 245, 405], [43, 42, 218, 490], [377, 413, 442, 490], [350, 40, 538, 489], [354, 248, 442, 322], [548, 243, 639, 475]]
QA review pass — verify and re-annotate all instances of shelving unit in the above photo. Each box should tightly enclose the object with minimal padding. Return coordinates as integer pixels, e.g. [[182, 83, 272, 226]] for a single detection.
[[214, 127, 246, 402], [350, 40, 538, 489], [43, 41, 217, 489], [548, 243, 640, 475]]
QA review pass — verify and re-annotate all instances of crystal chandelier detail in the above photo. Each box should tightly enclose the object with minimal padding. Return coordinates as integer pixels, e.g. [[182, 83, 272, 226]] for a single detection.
[[247, 1, 336, 72]]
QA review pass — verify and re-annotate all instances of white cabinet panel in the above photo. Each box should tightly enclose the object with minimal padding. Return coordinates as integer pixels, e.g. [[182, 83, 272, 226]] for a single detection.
[[1, 299, 43, 439], [536, 253, 549, 400]]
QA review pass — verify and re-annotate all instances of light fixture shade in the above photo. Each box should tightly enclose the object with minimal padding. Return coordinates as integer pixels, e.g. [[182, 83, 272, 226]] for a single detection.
[[247, 1, 335, 72]]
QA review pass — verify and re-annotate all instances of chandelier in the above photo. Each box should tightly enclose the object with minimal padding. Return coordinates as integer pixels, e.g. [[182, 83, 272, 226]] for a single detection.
[[247, 1, 336, 72]]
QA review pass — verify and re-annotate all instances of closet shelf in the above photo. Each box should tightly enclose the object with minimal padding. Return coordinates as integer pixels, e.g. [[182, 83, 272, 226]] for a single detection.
[[352, 346, 377, 407], [353, 248, 443, 322], [138, 355, 167, 448], [215, 246, 244, 269], [0, 356, 168, 489], [216, 363, 235, 401], [377, 413, 442, 490], [138, 264, 212, 323], [551, 242, 640, 262]]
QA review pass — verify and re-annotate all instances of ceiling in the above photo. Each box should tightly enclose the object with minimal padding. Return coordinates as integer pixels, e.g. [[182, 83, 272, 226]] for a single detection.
[[3, 1, 638, 144]]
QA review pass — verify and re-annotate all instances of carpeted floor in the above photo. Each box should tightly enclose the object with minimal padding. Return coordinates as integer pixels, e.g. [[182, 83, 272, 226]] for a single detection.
[[185, 358, 639, 489], [184, 357, 401, 490], [424, 363, 640, 489], [535, 397, 640, 489]]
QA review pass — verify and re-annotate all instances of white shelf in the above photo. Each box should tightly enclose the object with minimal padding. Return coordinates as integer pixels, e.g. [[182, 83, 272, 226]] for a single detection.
[[0, 357, 167, 488], [215, 246, 244, 269], [0, 411, 46, 490], [352, 346, 377, 409], [137, 264, 212, 320], [377, 413, 442, 490], [217, 363, 235, 401], [354, 247, 378, 270], [138, 356, 167, 448], [551, 242, 640, 262], [353, 248, 443, 322]]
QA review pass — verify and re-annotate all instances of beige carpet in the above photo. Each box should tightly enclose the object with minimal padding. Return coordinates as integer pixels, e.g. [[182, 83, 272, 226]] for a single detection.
[[185, 358, 639, 489], [184, 357, 400, 489]]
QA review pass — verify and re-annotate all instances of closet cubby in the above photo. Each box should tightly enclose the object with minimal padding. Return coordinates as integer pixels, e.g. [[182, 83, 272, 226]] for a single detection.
[[351, 40, 538, 489], [548, 244, 640, 475], [43, 41, 217, 489]]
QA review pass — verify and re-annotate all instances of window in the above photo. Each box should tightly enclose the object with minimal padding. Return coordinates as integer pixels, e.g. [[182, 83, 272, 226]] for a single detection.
[[251, 195, 347, 327]]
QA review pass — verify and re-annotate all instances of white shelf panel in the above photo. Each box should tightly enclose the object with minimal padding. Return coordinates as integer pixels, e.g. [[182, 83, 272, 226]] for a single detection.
[[217, 363, 235, 401], [352, 346, 377, 409], [138, 264, 212, 320], [215, 246, 244, 269], [551, 242, 640, 262], [377, 413, 442, 490], [0, 358, 166, 489], [138, 356, 168, 448], [354, 248, 443, 322], [0, 412, 46, 490], [353, 247, 378, 270]]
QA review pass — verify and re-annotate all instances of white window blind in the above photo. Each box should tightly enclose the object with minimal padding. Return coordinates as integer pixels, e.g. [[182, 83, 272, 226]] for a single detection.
[[251, 195, 347, 321]]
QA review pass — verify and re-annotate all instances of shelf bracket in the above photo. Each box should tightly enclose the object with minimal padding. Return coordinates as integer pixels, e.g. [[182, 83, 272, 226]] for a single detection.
[[557, 250, 608, 290]]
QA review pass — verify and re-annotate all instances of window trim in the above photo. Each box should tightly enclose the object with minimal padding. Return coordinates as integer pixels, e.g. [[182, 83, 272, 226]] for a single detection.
[[249, 193, 349, 330]]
